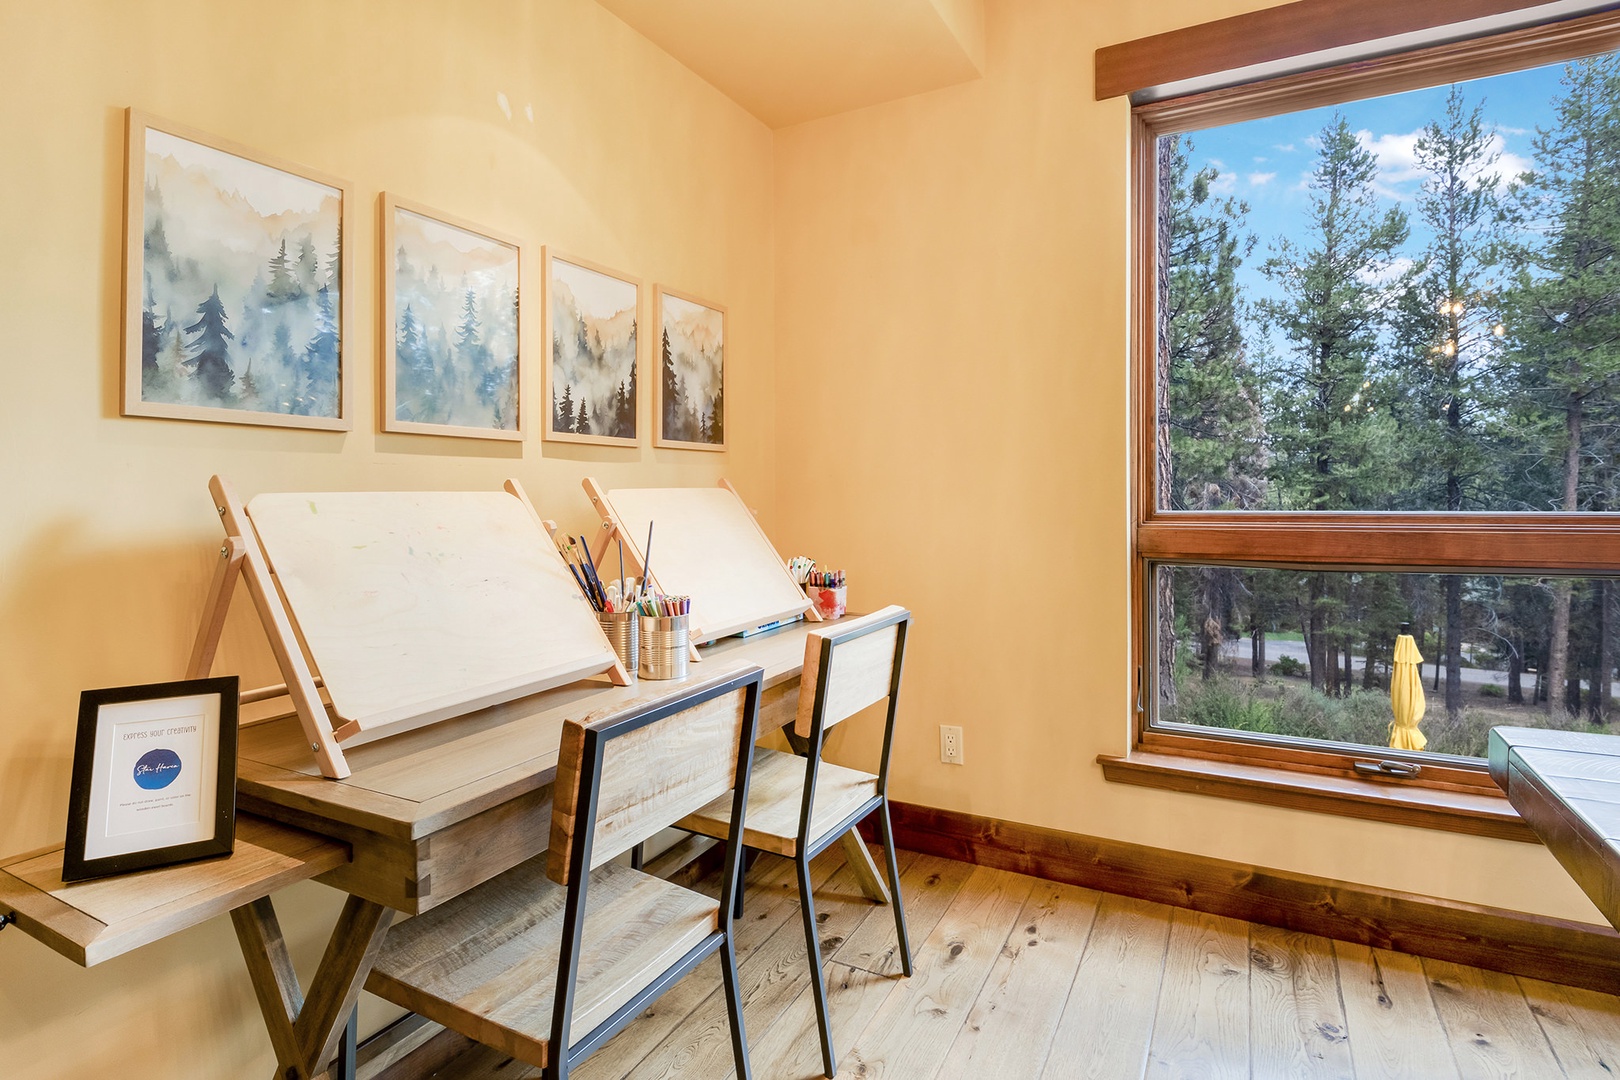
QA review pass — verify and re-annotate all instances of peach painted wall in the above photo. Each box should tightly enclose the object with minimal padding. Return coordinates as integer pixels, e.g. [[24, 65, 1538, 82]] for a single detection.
[[773, 0, 1605, 928], [0, 1, 773, 1075]]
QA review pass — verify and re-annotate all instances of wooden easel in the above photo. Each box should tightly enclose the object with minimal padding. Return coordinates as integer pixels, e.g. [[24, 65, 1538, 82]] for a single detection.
[[583, 478, 819, 648], [189, 475, 631, 780]]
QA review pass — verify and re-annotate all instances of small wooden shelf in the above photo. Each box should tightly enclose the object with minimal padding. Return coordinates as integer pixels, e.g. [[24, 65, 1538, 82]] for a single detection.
[[0, 813, 349, 966]]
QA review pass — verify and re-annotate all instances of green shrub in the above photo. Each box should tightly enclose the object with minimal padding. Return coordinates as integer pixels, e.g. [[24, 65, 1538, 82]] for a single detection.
[[1478, 683, 1505, 698], [1270, 656, 1306, 678], [1166, 672, 1608, 762]]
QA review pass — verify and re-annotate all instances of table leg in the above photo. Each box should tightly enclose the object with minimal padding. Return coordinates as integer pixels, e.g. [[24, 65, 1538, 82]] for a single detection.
[[233, 893, 395, 1080]]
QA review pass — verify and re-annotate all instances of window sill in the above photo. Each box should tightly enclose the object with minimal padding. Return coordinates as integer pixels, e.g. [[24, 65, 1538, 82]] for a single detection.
[[1098, 751, 1536, 843]]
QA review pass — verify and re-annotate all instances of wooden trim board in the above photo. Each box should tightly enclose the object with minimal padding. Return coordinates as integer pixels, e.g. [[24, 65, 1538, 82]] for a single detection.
[[860, 800, 1620, 996], [1094, 0, 1585, 100]]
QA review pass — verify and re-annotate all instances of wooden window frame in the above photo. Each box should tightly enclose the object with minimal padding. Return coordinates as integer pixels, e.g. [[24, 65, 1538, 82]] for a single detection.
[[1113, 7, 1620, 839]]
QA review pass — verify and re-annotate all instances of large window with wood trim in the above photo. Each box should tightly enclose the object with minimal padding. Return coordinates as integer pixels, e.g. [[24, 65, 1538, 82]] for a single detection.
[[1125, 8, 1620, 828]]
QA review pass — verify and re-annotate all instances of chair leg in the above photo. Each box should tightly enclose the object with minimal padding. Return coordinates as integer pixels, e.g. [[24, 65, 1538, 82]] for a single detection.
[[734, 847, 762, 920], [878, 799, 912, 977], [721, 927, 753, 1080], [797, 854, 837, 1078]]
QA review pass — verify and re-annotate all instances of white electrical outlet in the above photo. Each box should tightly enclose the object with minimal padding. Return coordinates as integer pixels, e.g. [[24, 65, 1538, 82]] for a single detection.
[[940, 725, 964, 765]]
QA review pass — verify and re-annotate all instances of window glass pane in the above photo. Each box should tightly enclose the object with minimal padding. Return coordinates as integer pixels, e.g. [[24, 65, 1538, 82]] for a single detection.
[[1153, 565, 1619, 759], [1159, 53, 1620, 513]]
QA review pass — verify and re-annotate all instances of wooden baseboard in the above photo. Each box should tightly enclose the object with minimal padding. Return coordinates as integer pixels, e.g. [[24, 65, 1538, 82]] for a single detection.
[[862, 799, 1620, 995]]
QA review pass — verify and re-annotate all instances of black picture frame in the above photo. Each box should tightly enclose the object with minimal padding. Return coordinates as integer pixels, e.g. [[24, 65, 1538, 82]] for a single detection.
[[62, 676, 239, 883]]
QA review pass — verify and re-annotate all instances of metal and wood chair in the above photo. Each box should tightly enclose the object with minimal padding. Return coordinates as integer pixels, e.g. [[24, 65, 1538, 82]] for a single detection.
[[678, 605, 913, 1078], [364, 665, 765, 1080]]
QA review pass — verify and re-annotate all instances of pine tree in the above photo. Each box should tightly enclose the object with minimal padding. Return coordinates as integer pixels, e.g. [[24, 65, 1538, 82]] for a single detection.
[[1259, 115, 1410, 692], [266, 239, 299, 303], [145, 200, 176, 282], [557, 383, 574, 434], [621, 333, 639, 437], [1503, 55, 1620, 712], [299, 284, 339, 416], [238, 358, 260, 405], [1393, 85, 1511, 717], [394, 304, 431, 421], [456, 289, 486, 362], [660, 327, 682, 441], [1163, 134, 1266, 510], [708, 380, 723, 444], [295, 234, 319, 296], [183, 285, 235, 401], [575, 398, 590, 435], [614, 379, 632, 439], [326, 225, 342, 289], [1161, 135, 1266, 683], [141, 278, 161, 376]]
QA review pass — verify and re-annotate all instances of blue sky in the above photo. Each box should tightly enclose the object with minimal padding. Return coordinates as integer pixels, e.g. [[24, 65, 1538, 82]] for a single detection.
[[1179, 57, 1577, 329]]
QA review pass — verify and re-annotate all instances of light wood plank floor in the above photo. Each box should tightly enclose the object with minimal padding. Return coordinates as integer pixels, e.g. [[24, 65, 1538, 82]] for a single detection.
[[399, 845, 1620, 1079]]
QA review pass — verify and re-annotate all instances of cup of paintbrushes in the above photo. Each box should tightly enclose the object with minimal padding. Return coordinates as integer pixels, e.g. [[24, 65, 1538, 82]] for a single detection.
[[638, 613, 689, 680], [597, 609, 638, 676]]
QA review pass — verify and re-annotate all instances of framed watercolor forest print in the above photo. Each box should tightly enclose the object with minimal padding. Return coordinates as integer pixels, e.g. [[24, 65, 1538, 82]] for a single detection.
[[122, 110, 353, 431], [654, 286, 725, 451], [544, 250, 639, 446], [382, 195, 522, 440]]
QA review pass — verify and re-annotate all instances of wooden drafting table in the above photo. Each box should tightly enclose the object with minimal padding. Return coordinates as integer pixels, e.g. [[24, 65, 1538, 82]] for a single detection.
[[192, 476, 631, 781], [236, 621, 828, 915], [0, 623, 880, 1080], [229, 618, 891, 1074], [582, 478, 815, 645]]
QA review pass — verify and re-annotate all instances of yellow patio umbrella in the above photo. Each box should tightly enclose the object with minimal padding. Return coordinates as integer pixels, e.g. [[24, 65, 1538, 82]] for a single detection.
[[1389, 630, 1427, 751]]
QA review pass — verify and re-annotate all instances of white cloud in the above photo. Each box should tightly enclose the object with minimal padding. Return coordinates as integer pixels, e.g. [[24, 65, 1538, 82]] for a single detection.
[[1356, 128, 1534, 202], [1356, 255, 1414, 287], [1274, 142, 1297, 153], [1247, 171, 1277, 187], [1208, 171, 1237, 195]]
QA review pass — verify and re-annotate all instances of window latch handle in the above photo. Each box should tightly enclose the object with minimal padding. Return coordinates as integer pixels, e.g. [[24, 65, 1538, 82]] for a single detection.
[[1353, 759, 1422, 779]]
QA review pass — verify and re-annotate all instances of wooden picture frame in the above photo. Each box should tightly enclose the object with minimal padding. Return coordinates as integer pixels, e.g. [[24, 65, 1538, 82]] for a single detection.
[[122, 109, 354, 431], [653, 286, 727, 451], [63, 676, 240, 883], [380, 194, 524, 440], [543, 249, 641, 446]]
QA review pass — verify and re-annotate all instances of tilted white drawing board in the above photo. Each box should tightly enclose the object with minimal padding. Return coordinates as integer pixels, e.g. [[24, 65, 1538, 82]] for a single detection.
[[588, 480, 811, 643], [246, 490, 619, 746]]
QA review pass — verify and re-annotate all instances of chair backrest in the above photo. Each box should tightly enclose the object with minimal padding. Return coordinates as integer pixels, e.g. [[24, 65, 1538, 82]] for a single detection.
[[548, 665, 764, 885], [793, 605, 911, 741]]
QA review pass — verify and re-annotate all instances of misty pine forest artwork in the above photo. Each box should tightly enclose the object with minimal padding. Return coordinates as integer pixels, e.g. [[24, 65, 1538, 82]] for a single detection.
[[385, 200, 521, 439], [656, 289, 725, 450], [126, 117, 349, 429], [547, 254, 638, 445]]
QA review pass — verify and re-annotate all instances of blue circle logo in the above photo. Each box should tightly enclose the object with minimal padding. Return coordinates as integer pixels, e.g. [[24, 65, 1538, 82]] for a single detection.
[[133, 748, 182, 790]]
